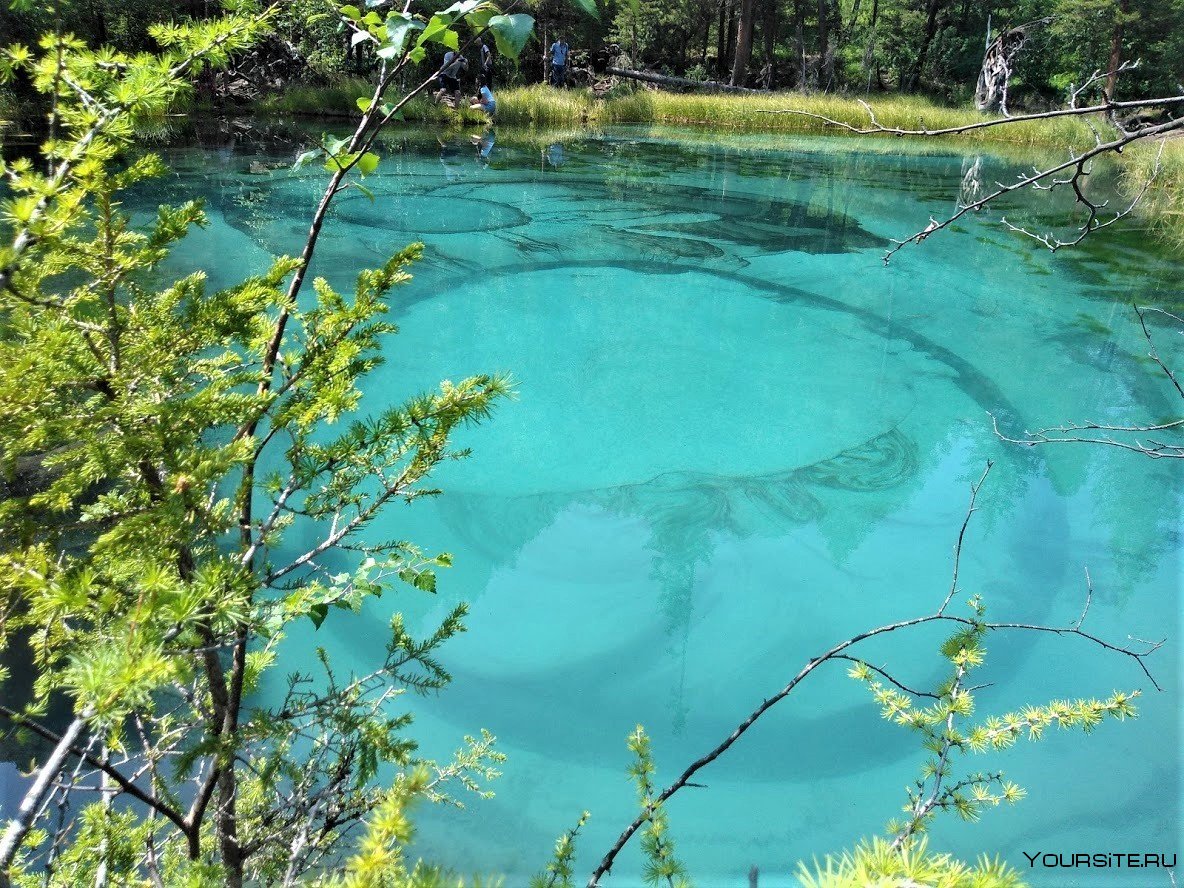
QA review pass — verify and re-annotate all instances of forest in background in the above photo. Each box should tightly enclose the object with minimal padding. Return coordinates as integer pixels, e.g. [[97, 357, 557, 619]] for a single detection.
[[2, 0, 1183, 118]]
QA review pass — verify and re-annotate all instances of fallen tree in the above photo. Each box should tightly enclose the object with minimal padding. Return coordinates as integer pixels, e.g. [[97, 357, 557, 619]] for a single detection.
[[605, 66, 769, 95]]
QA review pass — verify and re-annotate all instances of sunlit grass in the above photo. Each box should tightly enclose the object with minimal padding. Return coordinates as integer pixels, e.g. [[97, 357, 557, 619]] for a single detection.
[[1124, 136, 1184, 247], [493, 83, 598, 127], [496, 86, 1106, 147]]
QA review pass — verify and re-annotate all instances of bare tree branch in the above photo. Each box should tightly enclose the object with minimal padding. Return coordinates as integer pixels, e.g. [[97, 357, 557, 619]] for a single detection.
[[586, 466, 1163, 886], [1136, 305, 1184, 400], [991, 304, 1184, 459], [0, 707, 190, 839], [1001, 139, 1163, 251], [881, 118, 1182, 263], [938, 462, 992, 615], [992, 412, 1184, 459], [759, 93, 1184, 139], [0, 713, 88, 882]]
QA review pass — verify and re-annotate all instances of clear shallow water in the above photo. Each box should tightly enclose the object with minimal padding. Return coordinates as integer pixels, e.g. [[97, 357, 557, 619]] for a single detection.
[[144, 123, 1180, 886]]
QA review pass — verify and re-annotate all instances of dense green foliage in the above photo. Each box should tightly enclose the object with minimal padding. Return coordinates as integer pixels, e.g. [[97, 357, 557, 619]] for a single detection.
[[587, 0, 1184, 99], [0, 2, 542, 885], [3, 0, 1181, 111]]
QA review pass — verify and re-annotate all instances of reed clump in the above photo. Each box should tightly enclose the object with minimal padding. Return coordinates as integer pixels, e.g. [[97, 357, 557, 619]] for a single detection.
[[492, 83, 598, 127]]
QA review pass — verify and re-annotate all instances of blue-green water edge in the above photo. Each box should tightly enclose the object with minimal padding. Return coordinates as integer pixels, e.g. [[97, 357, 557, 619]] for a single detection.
[[139, 123, 1181, 886]]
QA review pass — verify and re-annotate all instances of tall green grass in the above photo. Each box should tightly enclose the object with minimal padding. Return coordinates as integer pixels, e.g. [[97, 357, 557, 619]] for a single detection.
[[254, 77, 374, 117], [1124, 136, 1184, 247], [496, 86, 1106, 147], [493, 84, 598, 127]]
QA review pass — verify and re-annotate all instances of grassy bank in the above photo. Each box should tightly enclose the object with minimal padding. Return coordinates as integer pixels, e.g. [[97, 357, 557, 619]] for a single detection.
[[495, 85, 1106, 147], [1125, 136, 1184, 245]]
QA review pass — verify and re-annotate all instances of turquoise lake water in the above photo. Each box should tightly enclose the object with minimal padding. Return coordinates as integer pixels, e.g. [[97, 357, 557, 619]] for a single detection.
[[143, 123, 1180, 886]]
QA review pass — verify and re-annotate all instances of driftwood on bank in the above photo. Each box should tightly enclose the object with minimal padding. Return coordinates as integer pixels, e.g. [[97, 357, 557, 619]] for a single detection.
[[605, 66, 768, 94], [975, 18, 1052, 114]]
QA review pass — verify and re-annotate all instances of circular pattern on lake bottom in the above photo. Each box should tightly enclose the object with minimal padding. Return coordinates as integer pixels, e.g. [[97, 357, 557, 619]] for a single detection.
[[334, 193, 529, 233]]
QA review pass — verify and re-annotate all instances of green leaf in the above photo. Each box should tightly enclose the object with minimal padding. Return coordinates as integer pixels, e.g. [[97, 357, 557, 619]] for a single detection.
[[399, 566, 437, 593], [309, 603, 329, 630], [379, 13, 425, 59], [442, 0, 483, 14], [357, 152, 380, 176], [351, 30, 372, 47], [324, 151, 360, 173], [357, 96, 373, 112], [466, 8, 496, 29], [487, 13, 534, 61], [293, 149, 320, 169], [565, 0, 600, 19], [354, 182, 375, 202], [339, 4, 362, 19], [418, 14, 459, 50]]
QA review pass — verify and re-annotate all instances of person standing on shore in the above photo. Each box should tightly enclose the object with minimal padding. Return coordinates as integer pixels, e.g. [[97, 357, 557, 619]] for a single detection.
[[548, 35, 569, 87], [479, 37, 494, 88], [437, 52, 467, 104]]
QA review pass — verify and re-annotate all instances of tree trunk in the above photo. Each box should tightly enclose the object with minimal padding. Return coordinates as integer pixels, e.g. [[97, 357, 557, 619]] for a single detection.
[[838, 0, 859, 49], [730, 0, 756, 86], [817, 0, 831, 88], [761, 0, 777, 85], [862, 0, 880, 92], [716, 1, 729, 79], [792, 0, 806, 87], [906, 0, 946, 92], [726, 6, 738, 74], [1104, 0, 1129, 103], [974, 19, 1050, 113], [607, 66, 769, 93]]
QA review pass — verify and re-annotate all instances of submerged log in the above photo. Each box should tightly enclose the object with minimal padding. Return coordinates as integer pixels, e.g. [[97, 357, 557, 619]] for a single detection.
[[605, 66, 769, 94]]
